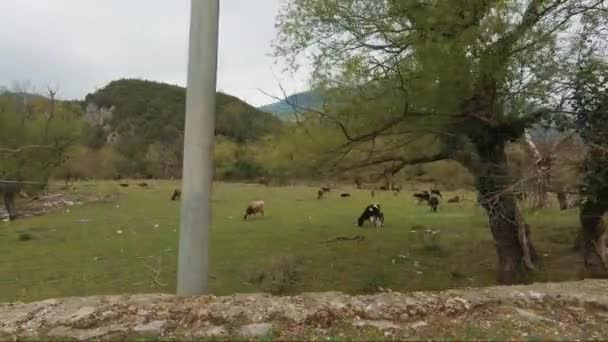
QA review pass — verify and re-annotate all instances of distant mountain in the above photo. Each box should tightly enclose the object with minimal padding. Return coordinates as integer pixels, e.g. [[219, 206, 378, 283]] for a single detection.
[[258, 90, 325, 121], [260, 90, 576, 144]]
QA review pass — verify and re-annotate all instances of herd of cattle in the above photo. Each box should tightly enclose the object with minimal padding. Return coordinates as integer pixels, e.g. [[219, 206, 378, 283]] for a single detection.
[[167, 184, 463, 227], [159, 184, 576, 228], [238, 185, 462, 229]]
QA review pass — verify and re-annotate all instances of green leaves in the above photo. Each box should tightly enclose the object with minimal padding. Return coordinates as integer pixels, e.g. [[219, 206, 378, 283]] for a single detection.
[[0, 93, 85, 192], [569, 53, 608, 203]]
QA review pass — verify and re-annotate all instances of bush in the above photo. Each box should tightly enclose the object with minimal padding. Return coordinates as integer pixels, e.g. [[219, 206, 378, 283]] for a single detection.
[[223, 159, 266, 180], [54, 145, 124, 181], [360, 273, 391, 294], [409, 160, 474, 190], [247, 255, 302, 295], [18, 232, 33, 242]]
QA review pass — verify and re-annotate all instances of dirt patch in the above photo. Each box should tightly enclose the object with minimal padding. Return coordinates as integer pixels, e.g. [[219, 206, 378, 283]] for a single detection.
[[2, 280, 608, 340], [0, 191, 116, 221]]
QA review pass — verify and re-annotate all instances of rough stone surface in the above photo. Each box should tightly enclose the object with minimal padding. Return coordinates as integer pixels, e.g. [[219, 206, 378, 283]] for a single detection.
[[1, 280, 608, 340], [410, 320, 429, 329], [204, 325, 228, 338], [133, 320, 166, 335], [238, 322, 273, 338]]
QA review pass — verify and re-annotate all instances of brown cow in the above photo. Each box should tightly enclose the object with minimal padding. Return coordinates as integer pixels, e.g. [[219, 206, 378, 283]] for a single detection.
[[244, 200, 265, 220]]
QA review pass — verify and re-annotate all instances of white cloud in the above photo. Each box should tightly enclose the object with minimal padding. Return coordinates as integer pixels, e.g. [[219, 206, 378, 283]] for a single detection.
[[0, 0, 309, 106]]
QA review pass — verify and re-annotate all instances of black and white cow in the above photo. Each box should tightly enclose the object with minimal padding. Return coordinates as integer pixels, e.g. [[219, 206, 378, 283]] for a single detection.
[[413, 191, 431, 204], [428, 196, 440, 212], [357, 203, 384, 228], [430, 189, 443, 198]]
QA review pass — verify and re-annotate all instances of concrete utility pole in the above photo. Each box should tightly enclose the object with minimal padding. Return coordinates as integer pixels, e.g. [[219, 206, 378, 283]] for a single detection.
[[177, 0, 220, 296]]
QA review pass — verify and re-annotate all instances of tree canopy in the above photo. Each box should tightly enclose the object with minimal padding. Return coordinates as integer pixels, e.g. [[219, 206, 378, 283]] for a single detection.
[[570, 44, 608, 275], [275, 0, 608, 283], [0, 92, 85, 219]]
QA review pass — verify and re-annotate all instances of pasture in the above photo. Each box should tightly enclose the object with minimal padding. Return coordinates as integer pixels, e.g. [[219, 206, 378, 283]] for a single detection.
[[0, 181, 581, 303]]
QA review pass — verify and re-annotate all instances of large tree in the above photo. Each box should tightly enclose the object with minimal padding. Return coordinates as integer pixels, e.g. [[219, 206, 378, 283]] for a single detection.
[[0, 90, 84, 220], [275, 0, 607, 283], [570, 49, 608, 276]]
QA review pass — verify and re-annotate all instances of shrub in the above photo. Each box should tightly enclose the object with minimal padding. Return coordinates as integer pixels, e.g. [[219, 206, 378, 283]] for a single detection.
[[18, 232, 33, 242], [360, 273, 391, 294], [247, 255, 302, 295]]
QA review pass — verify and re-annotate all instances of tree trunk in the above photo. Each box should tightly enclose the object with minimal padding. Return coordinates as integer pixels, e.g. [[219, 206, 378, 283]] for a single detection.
[[382, 171, 393, 191], [523, 130, 551, 209], [3, 192, 17, 220], [579, 201, 608, 277], [470, 134, 539, 284], [556, 191, 569, 210], [481, 192, 539, 283]]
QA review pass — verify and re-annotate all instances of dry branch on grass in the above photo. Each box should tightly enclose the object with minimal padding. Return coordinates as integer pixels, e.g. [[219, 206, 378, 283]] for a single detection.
[[319, 235, 365, 244], [141, 255, 167, 287]]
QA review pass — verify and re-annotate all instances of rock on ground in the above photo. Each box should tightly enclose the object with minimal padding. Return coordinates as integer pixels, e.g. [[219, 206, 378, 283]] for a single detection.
[[2, 280, 608, 340]]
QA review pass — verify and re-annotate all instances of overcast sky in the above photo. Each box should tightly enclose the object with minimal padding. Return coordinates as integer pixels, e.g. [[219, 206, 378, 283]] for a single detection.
[[0, 0, 309, 106]]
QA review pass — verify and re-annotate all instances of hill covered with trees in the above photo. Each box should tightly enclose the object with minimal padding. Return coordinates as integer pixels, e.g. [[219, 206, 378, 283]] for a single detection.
[[85, 79, 282, 144], [77, 79, 283, 179]]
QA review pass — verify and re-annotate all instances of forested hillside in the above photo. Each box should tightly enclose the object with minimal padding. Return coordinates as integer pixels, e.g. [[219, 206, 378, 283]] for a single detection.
[[85, 79, 282, 144], [76, 79, 283, 179]]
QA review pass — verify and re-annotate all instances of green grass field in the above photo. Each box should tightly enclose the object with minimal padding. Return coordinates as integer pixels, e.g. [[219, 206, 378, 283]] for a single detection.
[[0, 181, 582, 303]]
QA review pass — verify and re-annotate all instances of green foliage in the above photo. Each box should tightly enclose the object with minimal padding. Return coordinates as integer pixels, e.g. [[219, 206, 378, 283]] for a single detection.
[[55, 145, 125, 181], [213, 136, 266, 181], [84, 79, 282, 179], [0, 94, 85, 194], [274, 0, 605, 175], [411, 161, 475, 190], [144, 140, 182, 179], [85, 79, 282, 144], [254, 122, 341, 181], [273, 1, 608, 283], [18, 231, 33, 242], [360, 273, 391, 294], [570, 53, 608, 203], [216, 93, 283, 142]]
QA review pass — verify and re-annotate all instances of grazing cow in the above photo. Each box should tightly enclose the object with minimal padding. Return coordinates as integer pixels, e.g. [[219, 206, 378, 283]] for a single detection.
[[379, 185, 388, 191], [171, 189, 181, 201], [413, 191, 430, 204], [430, 189, 442, 198], [321, 186, 331, 193], [138, 182, 149, 188], [340, 193, 351, 198], [317, 189, 325, 200], [243, 200, 265, 220], [119, 183, 129, 187], [357, 203, 384, 228], [429, 196, 440, 212], [447, 196, 460, 203]]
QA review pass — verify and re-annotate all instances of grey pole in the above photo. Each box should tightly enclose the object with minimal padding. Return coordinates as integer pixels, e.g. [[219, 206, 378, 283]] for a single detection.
[[177, 0, 220, 296]]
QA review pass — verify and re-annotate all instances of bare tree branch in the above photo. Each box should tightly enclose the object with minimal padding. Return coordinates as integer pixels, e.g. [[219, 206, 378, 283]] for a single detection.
[[0, 145, 54, 153]]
